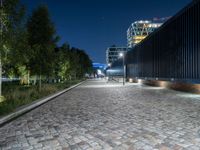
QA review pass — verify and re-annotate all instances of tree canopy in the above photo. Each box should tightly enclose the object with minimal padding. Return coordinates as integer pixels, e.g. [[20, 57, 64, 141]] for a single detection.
[[1, 1, 93, 91]]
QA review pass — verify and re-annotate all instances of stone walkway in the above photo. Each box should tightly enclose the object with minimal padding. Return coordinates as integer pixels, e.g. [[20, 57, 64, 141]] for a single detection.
[[1, 79, 200, 150]]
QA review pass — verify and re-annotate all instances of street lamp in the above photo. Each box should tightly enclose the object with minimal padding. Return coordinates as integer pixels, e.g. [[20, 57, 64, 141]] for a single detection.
[[119, 52, 125, 85], [119, 53, 123, 57]]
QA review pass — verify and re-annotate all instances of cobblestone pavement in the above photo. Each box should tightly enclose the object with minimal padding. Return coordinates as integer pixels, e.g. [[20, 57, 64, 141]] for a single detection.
[[1, 79, 200, 150]]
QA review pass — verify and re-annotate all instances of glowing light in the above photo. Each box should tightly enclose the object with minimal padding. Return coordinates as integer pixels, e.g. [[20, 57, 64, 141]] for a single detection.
[[119, 53, 124, 57], [138, 79, 143, 84], [158, 81, 169, 88], [129, 78, 133, 83], [97, 69, 102, 75]]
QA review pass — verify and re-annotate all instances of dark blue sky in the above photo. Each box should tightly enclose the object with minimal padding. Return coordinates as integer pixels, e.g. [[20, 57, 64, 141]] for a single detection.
[[21, 0, 191, 63]]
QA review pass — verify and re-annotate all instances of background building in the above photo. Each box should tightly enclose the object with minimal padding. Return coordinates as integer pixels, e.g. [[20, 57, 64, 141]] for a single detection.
[[127, 20, 162, 48], [106, 47, 131, 65]]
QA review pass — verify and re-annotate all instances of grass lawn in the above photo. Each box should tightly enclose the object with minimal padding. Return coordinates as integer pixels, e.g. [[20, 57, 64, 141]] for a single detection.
[[0, 80, 82, 116]]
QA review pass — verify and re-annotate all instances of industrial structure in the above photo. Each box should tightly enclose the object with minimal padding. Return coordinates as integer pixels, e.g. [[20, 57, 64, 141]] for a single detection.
[[127, 20, 162, 48], [106, 47, 131, 65]]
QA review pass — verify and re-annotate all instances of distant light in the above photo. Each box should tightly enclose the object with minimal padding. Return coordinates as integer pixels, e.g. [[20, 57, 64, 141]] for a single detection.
[[138, 79, 143, 84], [97, 69, 102, 75], [108, 63, 111, 67], [119, 53, 123, 57]]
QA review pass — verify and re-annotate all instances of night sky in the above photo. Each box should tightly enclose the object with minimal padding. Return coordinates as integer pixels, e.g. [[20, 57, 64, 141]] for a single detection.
[[21, 0, 191, 63]]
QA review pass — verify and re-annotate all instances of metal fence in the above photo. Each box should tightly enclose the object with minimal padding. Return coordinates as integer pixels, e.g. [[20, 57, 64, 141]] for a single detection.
[[126, 0, 200, 83]]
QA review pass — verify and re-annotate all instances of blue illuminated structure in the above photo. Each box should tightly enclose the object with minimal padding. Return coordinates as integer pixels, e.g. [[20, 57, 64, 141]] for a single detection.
[[92, 63, 107, 77], [92, 63, 107, 70]]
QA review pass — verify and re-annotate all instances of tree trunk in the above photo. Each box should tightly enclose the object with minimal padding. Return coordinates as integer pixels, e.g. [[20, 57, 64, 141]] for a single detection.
[[27, 70, 30, 86], [33, 76, 36, 85], [0, 0, 3, 98], [39, 74, 42, 92], [0, 58, 2, 97]]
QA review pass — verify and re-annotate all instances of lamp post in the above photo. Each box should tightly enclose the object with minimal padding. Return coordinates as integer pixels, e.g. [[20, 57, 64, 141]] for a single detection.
[[119, 52, 125, 85]]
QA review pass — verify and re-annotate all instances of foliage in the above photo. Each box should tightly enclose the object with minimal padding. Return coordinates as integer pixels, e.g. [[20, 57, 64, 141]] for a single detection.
[[54, 44, 93, 80], [26, 5, 57, 76], [2, 2, 92, 84], [0, 80, 81, 116], [0, 1, 93, 114], [0, 0, 25, 62]]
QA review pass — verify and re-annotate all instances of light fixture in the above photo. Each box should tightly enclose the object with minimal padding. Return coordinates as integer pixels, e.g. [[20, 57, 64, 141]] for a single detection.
[[119, 53, 123, 57], [138, 79, 143, 84]]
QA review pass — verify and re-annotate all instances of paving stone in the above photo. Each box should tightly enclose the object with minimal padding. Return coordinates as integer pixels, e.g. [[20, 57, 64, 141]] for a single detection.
[[1, 79, 200, 149]]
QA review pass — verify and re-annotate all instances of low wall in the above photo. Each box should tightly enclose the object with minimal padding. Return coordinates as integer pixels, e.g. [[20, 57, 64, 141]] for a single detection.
[[128, 78, 200, 94]]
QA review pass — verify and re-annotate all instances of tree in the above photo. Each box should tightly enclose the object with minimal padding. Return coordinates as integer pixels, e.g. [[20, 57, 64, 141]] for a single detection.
[[54, 45, 92, 81], [54, 43, 71, 82], [0, 0, 25, 98], [69, 47, 92, 79], [27, 5, 58, 91]]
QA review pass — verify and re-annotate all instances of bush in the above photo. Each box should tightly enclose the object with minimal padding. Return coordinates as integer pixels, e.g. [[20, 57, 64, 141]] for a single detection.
[[0, 80, 82, 116]]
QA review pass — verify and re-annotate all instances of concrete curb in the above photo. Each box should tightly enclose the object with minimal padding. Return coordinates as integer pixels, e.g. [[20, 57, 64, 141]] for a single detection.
[[0, 81, 85, 127]]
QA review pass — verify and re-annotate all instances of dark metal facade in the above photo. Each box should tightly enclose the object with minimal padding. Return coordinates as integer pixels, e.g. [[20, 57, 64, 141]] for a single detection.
[[126, 0, 200, 83]]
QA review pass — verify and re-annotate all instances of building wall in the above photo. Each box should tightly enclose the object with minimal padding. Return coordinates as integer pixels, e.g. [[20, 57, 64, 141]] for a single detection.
[[106, 47, 130, 65], [126, 0, 200, 83]]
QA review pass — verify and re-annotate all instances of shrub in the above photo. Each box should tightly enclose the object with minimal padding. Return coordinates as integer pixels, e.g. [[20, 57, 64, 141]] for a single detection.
[[0, 80, 82, 116]]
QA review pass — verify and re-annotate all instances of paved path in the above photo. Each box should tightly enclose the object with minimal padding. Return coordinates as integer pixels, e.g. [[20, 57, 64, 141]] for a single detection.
[[1, 79, 200, 150]]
